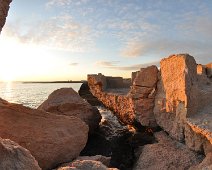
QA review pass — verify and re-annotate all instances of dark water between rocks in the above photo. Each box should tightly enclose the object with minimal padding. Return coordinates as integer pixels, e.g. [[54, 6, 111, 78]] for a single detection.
[[78, 82, 158, 170], [80, 106, 156, 170]]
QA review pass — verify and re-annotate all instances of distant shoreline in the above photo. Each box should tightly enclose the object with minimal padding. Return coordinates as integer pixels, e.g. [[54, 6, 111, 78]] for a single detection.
[[22, 81, 86, 84]]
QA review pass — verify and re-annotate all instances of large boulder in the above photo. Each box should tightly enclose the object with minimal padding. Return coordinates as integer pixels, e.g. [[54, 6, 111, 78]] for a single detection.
[[38, 88, 101, 133], [0, 98, 88, 170], [0, 137, 41, 170], [133, 131, 203, 170]]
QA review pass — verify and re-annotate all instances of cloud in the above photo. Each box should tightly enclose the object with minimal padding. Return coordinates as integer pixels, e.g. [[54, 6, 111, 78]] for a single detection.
[[120, 38, 212, 63], [69, 62, 79, 66], [95, 61, 119, 67], [4, 15, 95, 52], [46, 0, 89, 8], [95, 60, 159, 71]]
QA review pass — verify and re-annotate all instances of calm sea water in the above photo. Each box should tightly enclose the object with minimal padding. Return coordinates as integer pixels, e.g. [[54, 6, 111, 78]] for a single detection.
[[0, 82, 82, 108]]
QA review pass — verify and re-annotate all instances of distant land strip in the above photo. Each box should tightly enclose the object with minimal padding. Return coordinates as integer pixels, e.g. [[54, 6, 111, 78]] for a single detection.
[[22, 81, 86, 84]]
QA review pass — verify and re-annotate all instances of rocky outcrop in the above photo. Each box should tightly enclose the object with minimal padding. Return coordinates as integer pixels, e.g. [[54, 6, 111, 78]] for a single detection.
[[154, 54, 212, 155], [38, 88, 101, 133], [0, 98, 88, 170], [88, 66, 158, 127], [133, 131, 203, 170], [0, 0, 12, 33], [129, 66, 158, 126], [0, 137, 41, 170]]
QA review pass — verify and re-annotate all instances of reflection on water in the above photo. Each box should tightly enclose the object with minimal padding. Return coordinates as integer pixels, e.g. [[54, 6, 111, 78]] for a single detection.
[[4, 82, 13, 101], [0, 82, 82, 108]]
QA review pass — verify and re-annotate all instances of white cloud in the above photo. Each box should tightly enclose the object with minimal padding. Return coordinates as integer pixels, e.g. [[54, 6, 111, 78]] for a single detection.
[[4, 15, 95, 52], [69, 62, 79, 66], [46, 0, 89, 8], [95, 60, 159, 71]]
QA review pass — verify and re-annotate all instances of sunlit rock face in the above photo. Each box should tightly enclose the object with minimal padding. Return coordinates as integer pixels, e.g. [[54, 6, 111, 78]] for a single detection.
[[88, 67, 158, 127], [0, 98, 88, 170], [0, 0, 12, 33], [154, 54, 212, 155], [38, 88, 101, 134]]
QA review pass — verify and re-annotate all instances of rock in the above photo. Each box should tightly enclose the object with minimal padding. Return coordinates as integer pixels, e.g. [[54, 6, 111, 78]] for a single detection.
[[0, 0, 12, 33], [0, 137, 41, 170], [154, 54, 198, 141], [78, 82, 103, 106], [38, 88, 101, 133], [0, 98, 88, 170], [55, 159, 118, 170], [206, 62, 212, 78], [133, 66, 158, 87], [133, 131, 203, 170], [197, 64, 206, 75], [189, 152, 212, 170], [76, 155, 111, 167]]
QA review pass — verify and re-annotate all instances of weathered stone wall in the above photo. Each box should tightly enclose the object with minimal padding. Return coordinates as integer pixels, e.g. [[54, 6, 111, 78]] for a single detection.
[[88, 53, 212, 155], [0, 0, 12, 33], [88, 65, 158, 127]]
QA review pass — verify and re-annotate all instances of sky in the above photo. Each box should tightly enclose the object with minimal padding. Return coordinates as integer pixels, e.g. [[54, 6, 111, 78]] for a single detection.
[[0, 0, 212, 81]]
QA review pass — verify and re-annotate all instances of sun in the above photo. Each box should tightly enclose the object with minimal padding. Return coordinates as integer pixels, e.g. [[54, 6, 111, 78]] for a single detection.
[[0, 72, 14, 82]]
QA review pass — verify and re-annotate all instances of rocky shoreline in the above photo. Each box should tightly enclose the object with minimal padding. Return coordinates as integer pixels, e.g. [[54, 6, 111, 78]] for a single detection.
[[0, 4, 212, 169], [0, 54, 211, 170]]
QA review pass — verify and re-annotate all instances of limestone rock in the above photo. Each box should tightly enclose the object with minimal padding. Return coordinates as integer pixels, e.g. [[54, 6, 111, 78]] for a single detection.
[[76, 155, 111, 167], [0, 0, 12, 33], [189, 152, 212, 170], [57, 160, 118, 170], [38, 88, 101, 133], [206, 62, 212, 78], [0, 98, 88, 170], [55, 155, 112, 170], [154, 54, 198, 141], [78, 82, 102, 106], [0, 137, 41, 170], [133, 66, 158, 87], [134, 131, 203, 170]]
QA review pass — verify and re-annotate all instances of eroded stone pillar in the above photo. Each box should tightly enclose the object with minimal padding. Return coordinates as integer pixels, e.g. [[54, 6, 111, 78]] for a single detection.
[[154, 54, 197, 141]]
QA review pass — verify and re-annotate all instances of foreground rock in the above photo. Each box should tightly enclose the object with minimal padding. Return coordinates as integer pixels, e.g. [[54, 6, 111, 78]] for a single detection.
[[0, 98, 88, 170], [189, 152, 212, 170], [38, 88, 101, 133], [0, 137, 41, 170], [56, 155, 118, 170], [134, 131, 203, 170], [0, 0, 12, 33]]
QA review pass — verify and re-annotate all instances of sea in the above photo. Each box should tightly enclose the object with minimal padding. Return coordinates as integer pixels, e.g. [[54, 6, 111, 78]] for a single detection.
[[0, 82, 82, 108]]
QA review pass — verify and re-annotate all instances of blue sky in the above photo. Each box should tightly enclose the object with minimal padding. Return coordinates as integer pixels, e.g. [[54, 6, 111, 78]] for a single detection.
[[0, 0, 212, 81]]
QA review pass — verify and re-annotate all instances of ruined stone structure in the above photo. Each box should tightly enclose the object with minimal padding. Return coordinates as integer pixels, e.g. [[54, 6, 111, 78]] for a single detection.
[[88, 54, 212, 156], [0, 0, 12, 33], [88, 66, 159, 127]]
